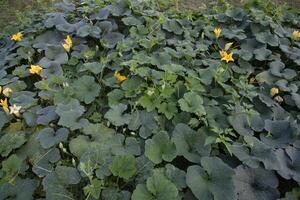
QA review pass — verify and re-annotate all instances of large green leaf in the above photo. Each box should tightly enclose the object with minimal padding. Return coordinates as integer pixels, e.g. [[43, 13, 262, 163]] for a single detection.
[[0, 132, 26, 157], [42, 166, 81, 200], [0, 154, 23, 185], [276, 146, 300, 182], [0, 178, 38, 200], [172, 123, 210, 163], [255, 31, 279, 46], [104, 103, 130, 126], [234, 165, 279, 200], [109, 154, 137, 180], [37, 127, 69, 149], [179, 92, 206, 115], [145, 131, 177, 164], [55, 99, 89, 130], [261, 119, 297, 148], [232, 136, 280, 170], [73, 75, 101, 104], [186, 157, 236, 200], [132, 171, 179, 200]]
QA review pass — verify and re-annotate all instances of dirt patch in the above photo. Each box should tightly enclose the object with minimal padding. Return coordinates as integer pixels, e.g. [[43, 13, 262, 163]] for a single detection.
[[181, 0, 300, 10]]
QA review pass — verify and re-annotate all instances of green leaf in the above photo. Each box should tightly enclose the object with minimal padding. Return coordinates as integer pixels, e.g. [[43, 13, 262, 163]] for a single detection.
[[157, 102, 178, 119], [32, 148, 61, 177], [42, 166, 80, 200], [145, 131, 177, 164], [1, 154, 23, 185], [276, 146, 300, 182], [107, 89, 124, 107], [255, 31, 279, 47], [0, 133, 26, 157], [228, 106, 253, 136], [179, 92, 206, 115], [234, 165, 279, 200], [122, 16, 143, 26], [84, 179, 104, 199], [163, 19, 183, 35], [253, 46, 272, 61], [131, 184, 154, 200], [55, 166, 81, 185], [37, 127, 69, 149], [269, 61, 296, 80], [109, 154, 137, 180], [101, 188, 131, 200], [0, 111, 9, 130], [0, 178, 38, 200], [132, 171, 179, 200], [138, 94, 160, 112], [77, 24, 101, 38], [55, 99, 89, 130], [165, 164, 187, 190], [186, 157, 236, 200], [82, 62, 104, 75], [172, 124, 210, 163], [146, 171, 179, 199], [73, 75, 101, 104], [261, 119, 296, 148], [69, 135, 91, 158], [104, 103, 130, 126], [231, 136, 280, 170]]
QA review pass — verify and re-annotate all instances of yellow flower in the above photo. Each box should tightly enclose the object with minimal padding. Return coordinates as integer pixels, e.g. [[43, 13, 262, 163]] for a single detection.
[[219, 50, 227, 58], [292, 30, 300, 40], [11, 32, 23, 42], [0, 98, 8, 108], [270, 87, 279, 96], [0, 98, 9, 114], [3, 87, 12, 97], [224, 42, 234, 51], [220, 51, 234, 63], [214, 28, 222, 39], [29, 64, 42, 75], [62, 35, 72, 52], [114, 71, 127, 82]]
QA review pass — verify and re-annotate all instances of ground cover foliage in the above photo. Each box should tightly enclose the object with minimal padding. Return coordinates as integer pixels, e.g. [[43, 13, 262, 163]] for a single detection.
[[1, 0, 300, 199]]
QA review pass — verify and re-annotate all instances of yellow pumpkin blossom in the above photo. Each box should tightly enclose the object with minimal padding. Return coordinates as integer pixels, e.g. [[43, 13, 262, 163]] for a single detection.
[[292, 30, 300, 40], [11, 32, 23, 42], [62, 35, 72, 52], [270, 87, 279, 96], [0, 98, 8, 107], [214, 28, 222, 39], [114, 71, 127, 82], [219, 50, 227, 58], [3, 87, 12, 97], [220, 51, 234, 63], [29, 64, 42, 75], [0, 98, 9, 114]]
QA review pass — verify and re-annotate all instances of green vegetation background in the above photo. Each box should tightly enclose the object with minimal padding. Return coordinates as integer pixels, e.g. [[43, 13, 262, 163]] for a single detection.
[[0, 0, 300, 33]]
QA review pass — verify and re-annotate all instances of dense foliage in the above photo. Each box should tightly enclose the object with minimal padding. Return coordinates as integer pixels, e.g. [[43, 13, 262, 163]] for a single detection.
[[1, 0, 300, 199]]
